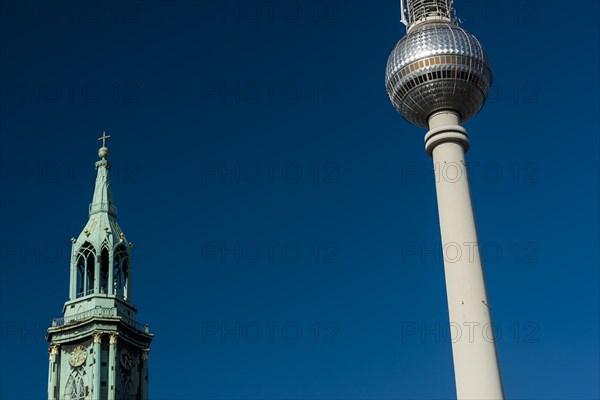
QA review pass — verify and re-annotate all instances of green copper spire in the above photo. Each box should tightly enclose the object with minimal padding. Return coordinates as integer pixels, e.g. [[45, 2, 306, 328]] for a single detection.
[[70, 133, 128, 301], [90, 132, 116, 218], [46, 133, 152, 399]]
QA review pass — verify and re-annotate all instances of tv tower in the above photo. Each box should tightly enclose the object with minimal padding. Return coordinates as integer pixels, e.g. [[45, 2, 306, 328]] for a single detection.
[[385, 1, 503, 399]]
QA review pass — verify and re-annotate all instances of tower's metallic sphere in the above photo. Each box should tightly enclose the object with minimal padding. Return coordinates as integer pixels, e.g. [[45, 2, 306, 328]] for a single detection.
[[385, 23, 492, 127], [98, 146, 109, 159]]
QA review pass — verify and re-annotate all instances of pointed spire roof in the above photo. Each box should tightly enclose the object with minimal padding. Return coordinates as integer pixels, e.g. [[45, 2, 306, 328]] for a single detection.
[[73, 132, 126, 249], [89, 131, 116, 218], [89, 159, 116, 217]]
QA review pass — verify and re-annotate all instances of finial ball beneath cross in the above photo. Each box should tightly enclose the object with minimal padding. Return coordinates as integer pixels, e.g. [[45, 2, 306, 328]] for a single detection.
[[98, 147, 109, 159], [98, 131, 111, 159]]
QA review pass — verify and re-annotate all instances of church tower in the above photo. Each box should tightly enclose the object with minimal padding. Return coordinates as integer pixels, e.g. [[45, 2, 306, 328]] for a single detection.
[[46, 133, 153, 400]]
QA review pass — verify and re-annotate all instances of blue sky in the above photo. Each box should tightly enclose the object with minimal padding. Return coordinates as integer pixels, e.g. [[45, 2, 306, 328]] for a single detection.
[[0, 0, 598, 399]]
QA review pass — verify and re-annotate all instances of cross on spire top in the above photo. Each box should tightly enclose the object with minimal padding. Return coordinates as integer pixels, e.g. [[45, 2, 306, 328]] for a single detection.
[[98, 131, 111, 147]]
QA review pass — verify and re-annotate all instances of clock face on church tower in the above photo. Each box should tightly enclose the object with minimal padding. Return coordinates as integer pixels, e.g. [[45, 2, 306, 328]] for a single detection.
[[120, 349, 134, 370], [69, 345, 87, 367]]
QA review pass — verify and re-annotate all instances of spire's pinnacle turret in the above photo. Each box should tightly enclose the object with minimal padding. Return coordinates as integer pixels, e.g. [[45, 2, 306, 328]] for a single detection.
[[75, 132, 123, 246], [73, 133, 125, 256], [89, 157, 116, 218], [90, 131, 116, 218]]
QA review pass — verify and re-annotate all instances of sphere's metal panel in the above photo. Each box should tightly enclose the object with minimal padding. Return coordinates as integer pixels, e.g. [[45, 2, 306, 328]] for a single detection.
[[385, 23, 492, 127]]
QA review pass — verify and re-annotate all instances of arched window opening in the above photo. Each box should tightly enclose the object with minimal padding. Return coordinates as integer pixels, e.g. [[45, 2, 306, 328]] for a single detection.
[[76, 257, 85, 298], [71, 374, 85, 400], [65, 371, 85, 400], [100, 247, 109, 294], [118, 376, 134, 400], [123, 258, 129, 301], [85, 252, 94, 296], [114, 245, 129, 300], [75, 243, 95, 297]]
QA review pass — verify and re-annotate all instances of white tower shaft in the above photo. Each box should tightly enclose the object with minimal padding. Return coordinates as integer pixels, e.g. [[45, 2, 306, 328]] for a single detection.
[[426, 111, 504, 399]]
